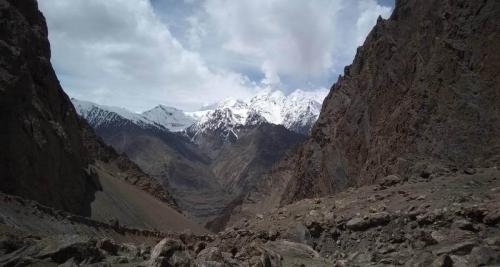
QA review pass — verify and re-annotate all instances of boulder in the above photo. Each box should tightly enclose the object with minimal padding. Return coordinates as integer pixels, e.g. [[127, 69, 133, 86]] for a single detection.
[[435, 241, 475, 256], [148, 238, 192, 267], [483, 209, 500, 225], [379, 175, 402, 187], [346, 212, 390, 231], [97, 239, 118, 255], [197, 247, 224, 262]]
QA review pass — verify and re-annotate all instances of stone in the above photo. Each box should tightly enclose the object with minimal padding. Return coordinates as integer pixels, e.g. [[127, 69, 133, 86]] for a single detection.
[[148, 238, 185, 266], [197, 247, 223, 262], [379, 175, 402, 187], [436, 241, 475, 256], [449, 255, 471, 267], [268, 230, 279, 241], [468, 246, 500, 266], [38, 240, 104, 264], [305, 221, 324, 238], [483, 209, 500, 225], [463, 168, 476, 175], [452, 219, 474, 231], [420, 170, 432, 179], [430, 231, 446, 243], [346, 212, 390, 231], [97, 239, 118, 255], [431, 255, 453, 267]]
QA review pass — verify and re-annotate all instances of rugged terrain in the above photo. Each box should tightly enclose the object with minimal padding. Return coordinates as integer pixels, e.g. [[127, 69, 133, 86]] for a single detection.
[[2, 166, 499, 266], [1, 0, 500, 266]]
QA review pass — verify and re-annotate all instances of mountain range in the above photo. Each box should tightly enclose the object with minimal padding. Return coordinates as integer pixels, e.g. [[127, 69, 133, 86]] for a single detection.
[[72, 88, 327, 136], [71, 92, 310, 225]]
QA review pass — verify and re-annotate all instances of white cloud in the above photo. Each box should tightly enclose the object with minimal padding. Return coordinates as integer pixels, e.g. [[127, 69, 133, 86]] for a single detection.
[[38, 0, 392, 111], [39, 0, 256, 111], [194, 0, 392, 85]]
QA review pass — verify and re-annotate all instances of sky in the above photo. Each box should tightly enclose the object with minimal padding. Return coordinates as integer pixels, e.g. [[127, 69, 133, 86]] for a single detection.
[[38, 0, 394, 112]]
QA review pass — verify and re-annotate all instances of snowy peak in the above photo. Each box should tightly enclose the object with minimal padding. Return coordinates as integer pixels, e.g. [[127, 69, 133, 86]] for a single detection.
[[72, 99, 193, 132], [72, 98, 156, 129], [73, 88, 328, 139], [186, 88, 328, 145], [142, 105, 195, 132]]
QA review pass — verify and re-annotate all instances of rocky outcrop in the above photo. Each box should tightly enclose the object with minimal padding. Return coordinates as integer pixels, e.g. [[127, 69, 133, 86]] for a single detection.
[[281, 0, 500, 204], [0, 0, 98, 215]]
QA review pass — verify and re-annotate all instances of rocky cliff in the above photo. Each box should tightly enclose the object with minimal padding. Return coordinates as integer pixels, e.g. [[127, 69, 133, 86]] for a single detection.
[[0, 0, 97, 215], [0, 0, 197, 232], [281, 0, 500, 204]]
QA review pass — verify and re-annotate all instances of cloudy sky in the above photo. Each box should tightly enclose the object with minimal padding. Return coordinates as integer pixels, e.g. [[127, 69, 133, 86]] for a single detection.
[[38, 0, 393, 112]]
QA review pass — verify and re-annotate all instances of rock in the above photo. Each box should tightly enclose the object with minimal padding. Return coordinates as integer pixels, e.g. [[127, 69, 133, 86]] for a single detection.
[[268, 230, 279, 241], [257, 230, 270, 241], [179, 231, 195, 245], [463, 168, 476, 175], [195, 242, 206, 254], [430, 231, 446, 243], [431, 255, 453, 267], [483, 209, 500, 225], [379, 175, 402, 187], [452, 219, 474, 231], [346, 212, 390, 231], [97, 239, 118, 255], [148, 238, 187, 267], [449, 255, 471, 267], [197, 247, 223, 262], [420, 170, 432, 179], [468, 246, 500, 266], [168, 250, 193, 267], [417, 230, 439, 247], [256, 214, 264, 220], [38, 239, 104, 264], [416, 195, 426, 201], [436, 241, 475, 256], [485, 237, 500, 247], [305, 221, 324, 238], [111, 256, 130, 264], [264, 240, 319, 259]]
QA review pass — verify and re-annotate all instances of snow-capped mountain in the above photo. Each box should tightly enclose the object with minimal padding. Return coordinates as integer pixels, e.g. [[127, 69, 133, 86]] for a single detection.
[[186, 88, 328, 142], [72, 88, 327, 139], [185, 99, 267, 146], [72, 99, 194, 132], [143, 105, 195, 132], [72, 98, 162, 130]]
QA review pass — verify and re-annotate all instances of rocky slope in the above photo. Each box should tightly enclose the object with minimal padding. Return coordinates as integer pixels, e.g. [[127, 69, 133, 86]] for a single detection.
[[281, 0, 500, 204], [0, 0, 203, 234], [210, 124, 306, 196], [2, 167, 499, 266]]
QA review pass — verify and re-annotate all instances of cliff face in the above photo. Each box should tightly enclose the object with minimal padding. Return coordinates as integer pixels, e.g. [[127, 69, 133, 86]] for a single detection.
[[0, 0, 98, 215], [281, 0, 500, 204]]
